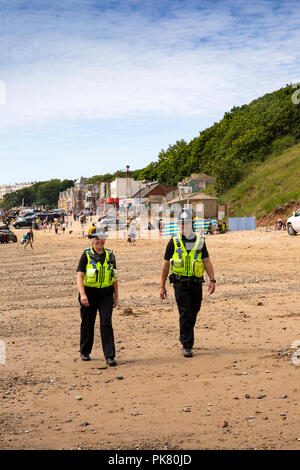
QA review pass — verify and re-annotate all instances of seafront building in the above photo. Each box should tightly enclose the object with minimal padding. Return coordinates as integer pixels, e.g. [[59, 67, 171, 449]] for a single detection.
[[0, 182, 36, 201], [58, 170, 221, 220]]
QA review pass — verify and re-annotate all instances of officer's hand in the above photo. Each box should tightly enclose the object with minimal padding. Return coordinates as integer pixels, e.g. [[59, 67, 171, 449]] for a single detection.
[[80, 294, 89, 307], [160, 286, 167, 300], [208, 281, 215, 295], [113, 295, 118, 309]]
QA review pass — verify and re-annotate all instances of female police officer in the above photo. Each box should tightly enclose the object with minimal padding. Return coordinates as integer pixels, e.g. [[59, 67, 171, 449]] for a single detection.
[[76, 227, 118, 365], [160, 209, 216, 358]]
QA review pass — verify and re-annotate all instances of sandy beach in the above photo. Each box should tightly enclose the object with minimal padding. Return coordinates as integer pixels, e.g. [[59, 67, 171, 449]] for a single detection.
[[0, 224, 300, 450]]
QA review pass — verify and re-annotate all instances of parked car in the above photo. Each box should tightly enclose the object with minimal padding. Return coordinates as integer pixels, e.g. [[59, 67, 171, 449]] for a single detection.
[[12, 216, 36, 229], [52, 210, 67, 217], [35, 212, 61, 221], [0, 230, 17, 243], [286, 209, 300, 236], [19, 211, 36, 218]]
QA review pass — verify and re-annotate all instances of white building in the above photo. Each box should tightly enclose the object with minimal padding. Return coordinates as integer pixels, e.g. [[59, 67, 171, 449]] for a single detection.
[[0, 182, 35, 200], [110, 177, 146, 199], [0, 185, 12, 199]]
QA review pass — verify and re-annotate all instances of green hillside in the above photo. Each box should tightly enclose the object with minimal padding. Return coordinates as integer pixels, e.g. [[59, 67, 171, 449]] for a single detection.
[[219, 142, 300, 218], [138, 84, 300, 194]]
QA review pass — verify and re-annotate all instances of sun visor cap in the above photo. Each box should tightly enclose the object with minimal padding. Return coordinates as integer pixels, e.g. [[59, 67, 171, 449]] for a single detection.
[[89, 228, 107, 239], [177, 209, 193, 223]]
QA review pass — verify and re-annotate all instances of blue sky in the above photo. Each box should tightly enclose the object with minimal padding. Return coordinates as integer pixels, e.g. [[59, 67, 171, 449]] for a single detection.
[[0, 0, 299, 184]]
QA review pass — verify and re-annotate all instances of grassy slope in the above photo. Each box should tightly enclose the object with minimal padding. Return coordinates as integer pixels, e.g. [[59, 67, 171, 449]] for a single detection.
[[220, 142, 300, 218]]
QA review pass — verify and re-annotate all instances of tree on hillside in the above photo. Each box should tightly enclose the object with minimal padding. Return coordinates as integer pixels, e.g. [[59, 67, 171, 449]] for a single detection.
[[136, 84, 300, 194], [1, 179, 75, 210], [36, 180, 70, 207]]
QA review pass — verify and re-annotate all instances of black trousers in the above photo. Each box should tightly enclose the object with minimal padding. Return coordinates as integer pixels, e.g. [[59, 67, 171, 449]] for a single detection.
[[174, 282, 202, 349], [79, 288, 115, 359]]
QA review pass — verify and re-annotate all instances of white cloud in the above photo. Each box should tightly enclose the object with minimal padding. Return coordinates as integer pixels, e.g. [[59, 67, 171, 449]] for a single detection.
[[0, 0, 299, 129]]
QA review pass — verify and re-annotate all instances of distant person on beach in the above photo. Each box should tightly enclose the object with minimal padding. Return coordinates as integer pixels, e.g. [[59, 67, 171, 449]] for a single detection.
[[216, 221, 223, 234], [128, 222, 137, 246], [24, 228, 34, 250], [158, 218, 163, 234], [221, 220, 227, 233], [275, 218, 285, 230], [88, 223, 96, 237], [207, 222, 213, 235]]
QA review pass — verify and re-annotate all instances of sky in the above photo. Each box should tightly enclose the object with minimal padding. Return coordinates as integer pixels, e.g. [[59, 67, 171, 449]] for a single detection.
[[0, 0, 300, 185]]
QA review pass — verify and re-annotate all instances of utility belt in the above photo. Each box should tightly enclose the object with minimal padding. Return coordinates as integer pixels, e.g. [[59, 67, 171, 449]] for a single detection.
[[169, 273, 204, 285]]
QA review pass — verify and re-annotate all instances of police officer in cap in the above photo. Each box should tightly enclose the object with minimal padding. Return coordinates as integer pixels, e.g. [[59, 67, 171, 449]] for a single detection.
[[160, 209, 216, 357], [76, 227, 118, 365]]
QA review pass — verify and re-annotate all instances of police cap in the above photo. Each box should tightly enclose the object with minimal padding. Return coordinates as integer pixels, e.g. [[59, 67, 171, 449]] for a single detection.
[[89, 228, 107, 239], [177, 208, 193, 223]]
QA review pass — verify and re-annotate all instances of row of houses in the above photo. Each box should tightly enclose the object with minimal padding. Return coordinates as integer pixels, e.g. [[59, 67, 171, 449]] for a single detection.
[[58, 172, 224, 219], [0, 181, 36, 200]]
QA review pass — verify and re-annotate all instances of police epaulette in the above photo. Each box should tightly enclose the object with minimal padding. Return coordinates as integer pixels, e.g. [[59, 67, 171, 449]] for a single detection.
[[84, 248, 92, 255], [174, 235, 181, 247]]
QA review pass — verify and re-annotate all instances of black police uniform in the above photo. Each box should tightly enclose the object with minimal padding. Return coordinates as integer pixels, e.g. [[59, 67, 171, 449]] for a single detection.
[[164, 234, 209, 350], [77, 250, 116, 360]]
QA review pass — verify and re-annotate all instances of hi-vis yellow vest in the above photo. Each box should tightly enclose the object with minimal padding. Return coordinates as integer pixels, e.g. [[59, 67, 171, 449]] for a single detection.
[[83, 248, 117, 288], [170, 234, 205, 277]]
